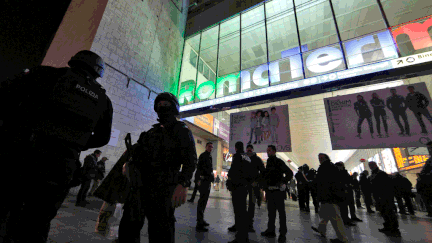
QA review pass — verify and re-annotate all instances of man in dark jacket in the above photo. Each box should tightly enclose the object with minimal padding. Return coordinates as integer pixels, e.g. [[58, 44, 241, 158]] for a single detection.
[[305, 166, 320, 213], [335, 162, 362, 226], [0, 50, 113, 242], [195, 142, 214, 232], [386, 88, 410, 136], [393, 173, 415, 215], [260, 145, 293, 243], [416, 173, 432, 216], [118, 93, 197, 243], [406, 85, 432, 134], [76, 150, 102, 206], [359, 170, 375, 213], [369, 161, 401, 237], [311, 153, 348, 243], [89, 156, 108, 196], [242, 144, 265, 232], [227, 141, 254, 243], [295, 166, 310, 212]]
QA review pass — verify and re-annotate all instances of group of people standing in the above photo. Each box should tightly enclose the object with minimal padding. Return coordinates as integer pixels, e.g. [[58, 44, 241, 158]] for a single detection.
[[247, 107, 280, 145], [354, 86, 432, 138], [308, 154, 407, 243], [188, 142, 292, 243]]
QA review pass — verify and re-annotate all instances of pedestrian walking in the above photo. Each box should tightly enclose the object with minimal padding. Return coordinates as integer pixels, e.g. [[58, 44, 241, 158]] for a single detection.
[[311, 153, 348, 243]]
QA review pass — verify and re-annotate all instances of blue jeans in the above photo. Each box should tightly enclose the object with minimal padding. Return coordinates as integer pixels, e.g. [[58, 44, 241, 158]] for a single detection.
[[249, 128, 255, 142]]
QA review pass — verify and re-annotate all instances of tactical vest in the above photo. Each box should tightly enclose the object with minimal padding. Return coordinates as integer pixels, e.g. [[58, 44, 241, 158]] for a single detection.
[[31, 69, 108, 147]]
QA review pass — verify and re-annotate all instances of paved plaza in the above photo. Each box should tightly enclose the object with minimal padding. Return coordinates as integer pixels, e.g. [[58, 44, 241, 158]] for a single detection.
[[48, 188, 432, 242]]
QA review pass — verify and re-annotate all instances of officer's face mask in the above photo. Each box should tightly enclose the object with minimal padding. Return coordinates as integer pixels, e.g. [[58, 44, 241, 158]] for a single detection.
[[157, 103, 176, 124]]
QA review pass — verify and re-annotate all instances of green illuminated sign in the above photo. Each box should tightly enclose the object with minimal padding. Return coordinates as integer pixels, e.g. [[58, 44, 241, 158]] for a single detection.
[[178, 72, 240, 105]]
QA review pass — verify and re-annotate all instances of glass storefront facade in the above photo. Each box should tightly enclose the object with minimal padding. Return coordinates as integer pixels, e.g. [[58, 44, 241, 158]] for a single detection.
[[177, 0, 432, 108]]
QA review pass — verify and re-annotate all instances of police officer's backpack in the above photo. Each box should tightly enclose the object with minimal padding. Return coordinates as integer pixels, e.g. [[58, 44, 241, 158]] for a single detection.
[[30, 68, 108, 147]]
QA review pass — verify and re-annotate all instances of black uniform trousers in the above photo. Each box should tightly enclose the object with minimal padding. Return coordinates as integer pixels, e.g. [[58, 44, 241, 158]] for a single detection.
[[0, 141, 79, 243], [247, 185, 261, 226], [362, 190, 374, 211], [76, 178, 92, 203], [197, 181, 211, 223], [354, 189, 362, 208], [347, 189, 358, 219], [189, 183, 199, 201], [379, 197, 399, 231], [310, 186, 319, 211], [266, 190, 287, 235], [118, 184, 176, 243], [297, 185, 310, 210], [338, 201, 350, 224], [395, 193, 414, 214], [232, 186, 249, 242]]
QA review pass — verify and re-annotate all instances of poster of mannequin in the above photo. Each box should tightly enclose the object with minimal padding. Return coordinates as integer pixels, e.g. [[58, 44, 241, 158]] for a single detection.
[[229, 105, 291, 153], [325, 82, 432, 149]]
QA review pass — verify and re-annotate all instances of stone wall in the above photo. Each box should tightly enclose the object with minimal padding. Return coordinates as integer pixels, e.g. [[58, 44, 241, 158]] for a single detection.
[[70, 0, 188, 194]]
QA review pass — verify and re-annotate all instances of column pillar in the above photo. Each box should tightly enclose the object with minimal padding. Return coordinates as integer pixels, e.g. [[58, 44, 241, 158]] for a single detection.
[[361, 159, 371, 173], [42, 0, 109, 67], [216, 140, 223, 177]]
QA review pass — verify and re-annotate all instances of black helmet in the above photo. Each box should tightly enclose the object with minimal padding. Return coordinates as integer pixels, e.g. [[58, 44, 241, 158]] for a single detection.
[[68, 50, 105, 78], [303, 164, 309, 171], [154, 92, 180, 115]]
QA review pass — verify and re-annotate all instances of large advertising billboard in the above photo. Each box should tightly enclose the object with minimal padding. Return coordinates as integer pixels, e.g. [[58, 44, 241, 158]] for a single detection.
[[229, 105, 291, 153], [324, 83, 432, 149]]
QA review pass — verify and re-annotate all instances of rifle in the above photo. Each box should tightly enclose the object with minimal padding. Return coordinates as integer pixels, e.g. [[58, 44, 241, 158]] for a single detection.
[[124, 133, 143, 188], [123, 133, 144, 221]]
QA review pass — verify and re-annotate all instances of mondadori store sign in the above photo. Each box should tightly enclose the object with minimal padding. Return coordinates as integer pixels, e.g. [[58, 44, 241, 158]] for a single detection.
[[179, 15, 432, 113]]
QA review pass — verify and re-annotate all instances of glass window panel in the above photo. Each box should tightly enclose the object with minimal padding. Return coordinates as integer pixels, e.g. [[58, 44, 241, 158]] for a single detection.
[[198, 59, 204, 73], [196, 26, 219, 102], [178, 34, 201, 105], [269, 53, 304, 85], [303, 43, 346, 78], [241, 63, 269, 92], [266, 0, 299, 62], [296, 0, 339, 51], [391, 15, 432, 57], [216, 72, 241, 98], [331, 0, 387, 40], [241, 5, 267, 69], [219, 16, 240, 76], [380, 0, 432, 26], [343, 29, 398, 68], [189, 50, 198, 67]]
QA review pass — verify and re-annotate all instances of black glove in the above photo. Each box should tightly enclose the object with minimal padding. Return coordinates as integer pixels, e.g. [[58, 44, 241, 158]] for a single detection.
[[226, 178, 233, 191]]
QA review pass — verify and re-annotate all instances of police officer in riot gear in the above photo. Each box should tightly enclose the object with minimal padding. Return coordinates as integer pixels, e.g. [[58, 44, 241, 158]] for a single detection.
[[0, 50, 113, 242], [118, 92, 197, 243]]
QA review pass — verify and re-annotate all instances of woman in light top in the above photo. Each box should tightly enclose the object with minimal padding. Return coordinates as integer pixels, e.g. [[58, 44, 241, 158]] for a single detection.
[[254, 110, 263, 144], [261, 111, 270, 142]]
